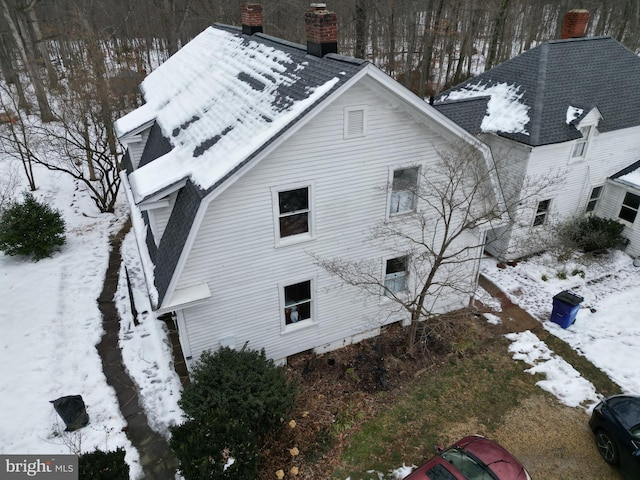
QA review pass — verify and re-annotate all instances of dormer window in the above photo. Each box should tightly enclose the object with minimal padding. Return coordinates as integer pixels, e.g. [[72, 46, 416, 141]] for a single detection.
[[571, 125, 593, 159]]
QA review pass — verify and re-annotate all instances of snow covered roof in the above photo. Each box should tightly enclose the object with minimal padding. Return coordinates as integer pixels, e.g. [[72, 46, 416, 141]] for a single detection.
[[434, 36, 640, 147], [117, 23, 368, 307], [119, 24, 366, 203], [611, 159, 640, 190]]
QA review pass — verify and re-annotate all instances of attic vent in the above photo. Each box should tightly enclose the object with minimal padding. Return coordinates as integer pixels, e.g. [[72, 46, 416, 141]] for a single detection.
[[344, 106, 366, 139]]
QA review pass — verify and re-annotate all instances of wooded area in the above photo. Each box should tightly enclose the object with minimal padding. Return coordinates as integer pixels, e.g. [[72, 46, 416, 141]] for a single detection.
[[0, 0, 639, 211], [2, 0, 640, 102]]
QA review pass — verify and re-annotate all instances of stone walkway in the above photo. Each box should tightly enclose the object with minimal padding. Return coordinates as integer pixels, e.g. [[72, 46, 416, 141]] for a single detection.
[[96, 220, 178, 479]]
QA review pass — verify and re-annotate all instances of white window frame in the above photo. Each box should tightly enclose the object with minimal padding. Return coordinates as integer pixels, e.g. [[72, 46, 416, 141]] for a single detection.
[[388, 165, 420, 217], [271, 182, 315, 247], [618, 191, 640, 225], [585, 185, 603, 213], [384, 256, 409, 297], [570, 125, 593, 160], [532, 199, 551, 227], [279, 277, 316, 333], [343, 105, 367, 139]]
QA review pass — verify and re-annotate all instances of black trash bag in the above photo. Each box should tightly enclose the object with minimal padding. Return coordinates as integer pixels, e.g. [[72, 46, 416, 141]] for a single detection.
[[50, 395, 89, 431]]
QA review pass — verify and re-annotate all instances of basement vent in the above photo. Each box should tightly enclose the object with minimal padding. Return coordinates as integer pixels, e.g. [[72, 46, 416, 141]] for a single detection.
[[344, 106, 367, 139]]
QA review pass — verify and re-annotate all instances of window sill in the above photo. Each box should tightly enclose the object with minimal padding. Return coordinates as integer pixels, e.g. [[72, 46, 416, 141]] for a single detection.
[[617, 218, 635, 228], [388, 210, 416, 220], [275, 233, 315, 248], [281, 320, 317, 335]]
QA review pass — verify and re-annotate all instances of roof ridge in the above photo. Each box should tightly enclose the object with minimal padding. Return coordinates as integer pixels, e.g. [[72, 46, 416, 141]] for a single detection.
[[212, 22, 367, 67], [547, 35, 612, 45]]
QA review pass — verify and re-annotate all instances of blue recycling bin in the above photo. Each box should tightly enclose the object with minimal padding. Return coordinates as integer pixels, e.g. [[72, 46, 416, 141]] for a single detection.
[[550, 290, 583, 328]]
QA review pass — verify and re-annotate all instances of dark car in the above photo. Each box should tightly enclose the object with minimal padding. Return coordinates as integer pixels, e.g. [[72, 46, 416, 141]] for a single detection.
[[404, 435, 531, 480], [589, 394, 640, 479]]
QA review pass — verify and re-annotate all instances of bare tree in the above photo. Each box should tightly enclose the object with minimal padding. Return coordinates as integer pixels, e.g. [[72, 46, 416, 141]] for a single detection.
[[0, 0, 53, 121], [314, 142, 563, 353], [0, 77, 121, 212], [0, 83, 37, 190]]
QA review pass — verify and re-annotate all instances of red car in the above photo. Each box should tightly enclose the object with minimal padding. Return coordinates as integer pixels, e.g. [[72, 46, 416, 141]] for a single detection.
[[404, 435, 531, 480]]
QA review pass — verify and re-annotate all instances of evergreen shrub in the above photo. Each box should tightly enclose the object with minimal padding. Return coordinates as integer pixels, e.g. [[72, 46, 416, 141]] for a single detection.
[[179, 347, 296, 436], [78, 448, 129, 480], [169, 414, 258, 479], [171, 346, 297, 480], [559, 215, 625, 253], [0, 192, 65, 260]]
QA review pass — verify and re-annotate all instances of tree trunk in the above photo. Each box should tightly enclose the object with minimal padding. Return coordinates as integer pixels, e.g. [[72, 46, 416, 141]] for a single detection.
[[0, 0, 54, 121], [485, 0, 511, 69], [355, 0, 367, 59], [0, 33, 30, 112], [24, 0, 58, 89]]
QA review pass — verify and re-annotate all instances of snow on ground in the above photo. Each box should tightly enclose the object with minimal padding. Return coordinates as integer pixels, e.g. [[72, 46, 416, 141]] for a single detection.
[[0, 162, 182, 479], [481, 252, 640, 398], [2, 159, 640, 479]]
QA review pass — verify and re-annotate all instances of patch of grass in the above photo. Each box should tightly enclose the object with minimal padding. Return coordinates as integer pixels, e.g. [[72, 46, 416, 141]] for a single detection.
[[331, 337, 541, 479], [571, 269, 585, 278], [535, 329, 623, 397]]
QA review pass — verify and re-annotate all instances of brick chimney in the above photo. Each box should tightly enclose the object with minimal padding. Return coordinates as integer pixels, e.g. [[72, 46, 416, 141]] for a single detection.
[[561, 9, 590, 39], [305, 3, 337, 57], [241, 3, 263, 35]]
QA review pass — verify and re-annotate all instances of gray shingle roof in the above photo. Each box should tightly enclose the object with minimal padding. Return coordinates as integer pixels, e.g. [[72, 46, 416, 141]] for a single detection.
[[434, 36, 640, 147], [134, 23, 368, 306]]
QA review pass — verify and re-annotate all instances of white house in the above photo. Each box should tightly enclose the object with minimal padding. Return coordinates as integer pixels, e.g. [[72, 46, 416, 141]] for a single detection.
[[434, 10, 640, 261], [115, 4, 498, 366]]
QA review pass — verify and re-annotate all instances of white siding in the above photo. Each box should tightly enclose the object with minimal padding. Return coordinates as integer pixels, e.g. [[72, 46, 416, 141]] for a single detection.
[[599, 181, 640, 258], [152, 192, 176, 241], [170, 79, 481, 363], [127, 129, 151, 169], [480, 135, 530, 259], [485, 124, 640, 260]]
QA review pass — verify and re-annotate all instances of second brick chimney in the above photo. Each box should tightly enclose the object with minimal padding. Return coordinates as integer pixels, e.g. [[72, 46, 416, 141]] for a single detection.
[[305, 3, 338, 57], [561, 9, 590, 39], [241, 3, 263, 35]]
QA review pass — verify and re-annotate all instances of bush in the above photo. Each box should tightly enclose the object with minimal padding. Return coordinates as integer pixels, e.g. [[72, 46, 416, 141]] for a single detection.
[[171, 347, 297, 480], [179, 347, 296, 437], [169, 415, 258, 479], [0, 192, 65, 260], [79, 448, 129, 479], [557, 215, 625, 255]]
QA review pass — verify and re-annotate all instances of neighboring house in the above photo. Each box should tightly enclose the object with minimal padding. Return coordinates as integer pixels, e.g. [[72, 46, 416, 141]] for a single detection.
[[115, 4, 496, 365], [434, 10, 640, 261]]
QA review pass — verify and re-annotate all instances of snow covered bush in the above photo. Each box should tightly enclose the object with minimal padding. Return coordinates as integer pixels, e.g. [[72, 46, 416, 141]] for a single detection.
[[0, 192, 65, 260], [170, 346, 297, 479]]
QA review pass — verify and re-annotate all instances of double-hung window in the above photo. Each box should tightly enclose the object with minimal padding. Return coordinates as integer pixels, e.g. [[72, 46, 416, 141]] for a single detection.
[[384, 257, 408, 296], [585, 186, 603, 213], [389, 167, 419, 215], [283, 280, 312, 325], [533, 199, 551, 226], [571, 125, 593, 159], [619, 192, 640, 224], [276, 186, 310, 239]]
